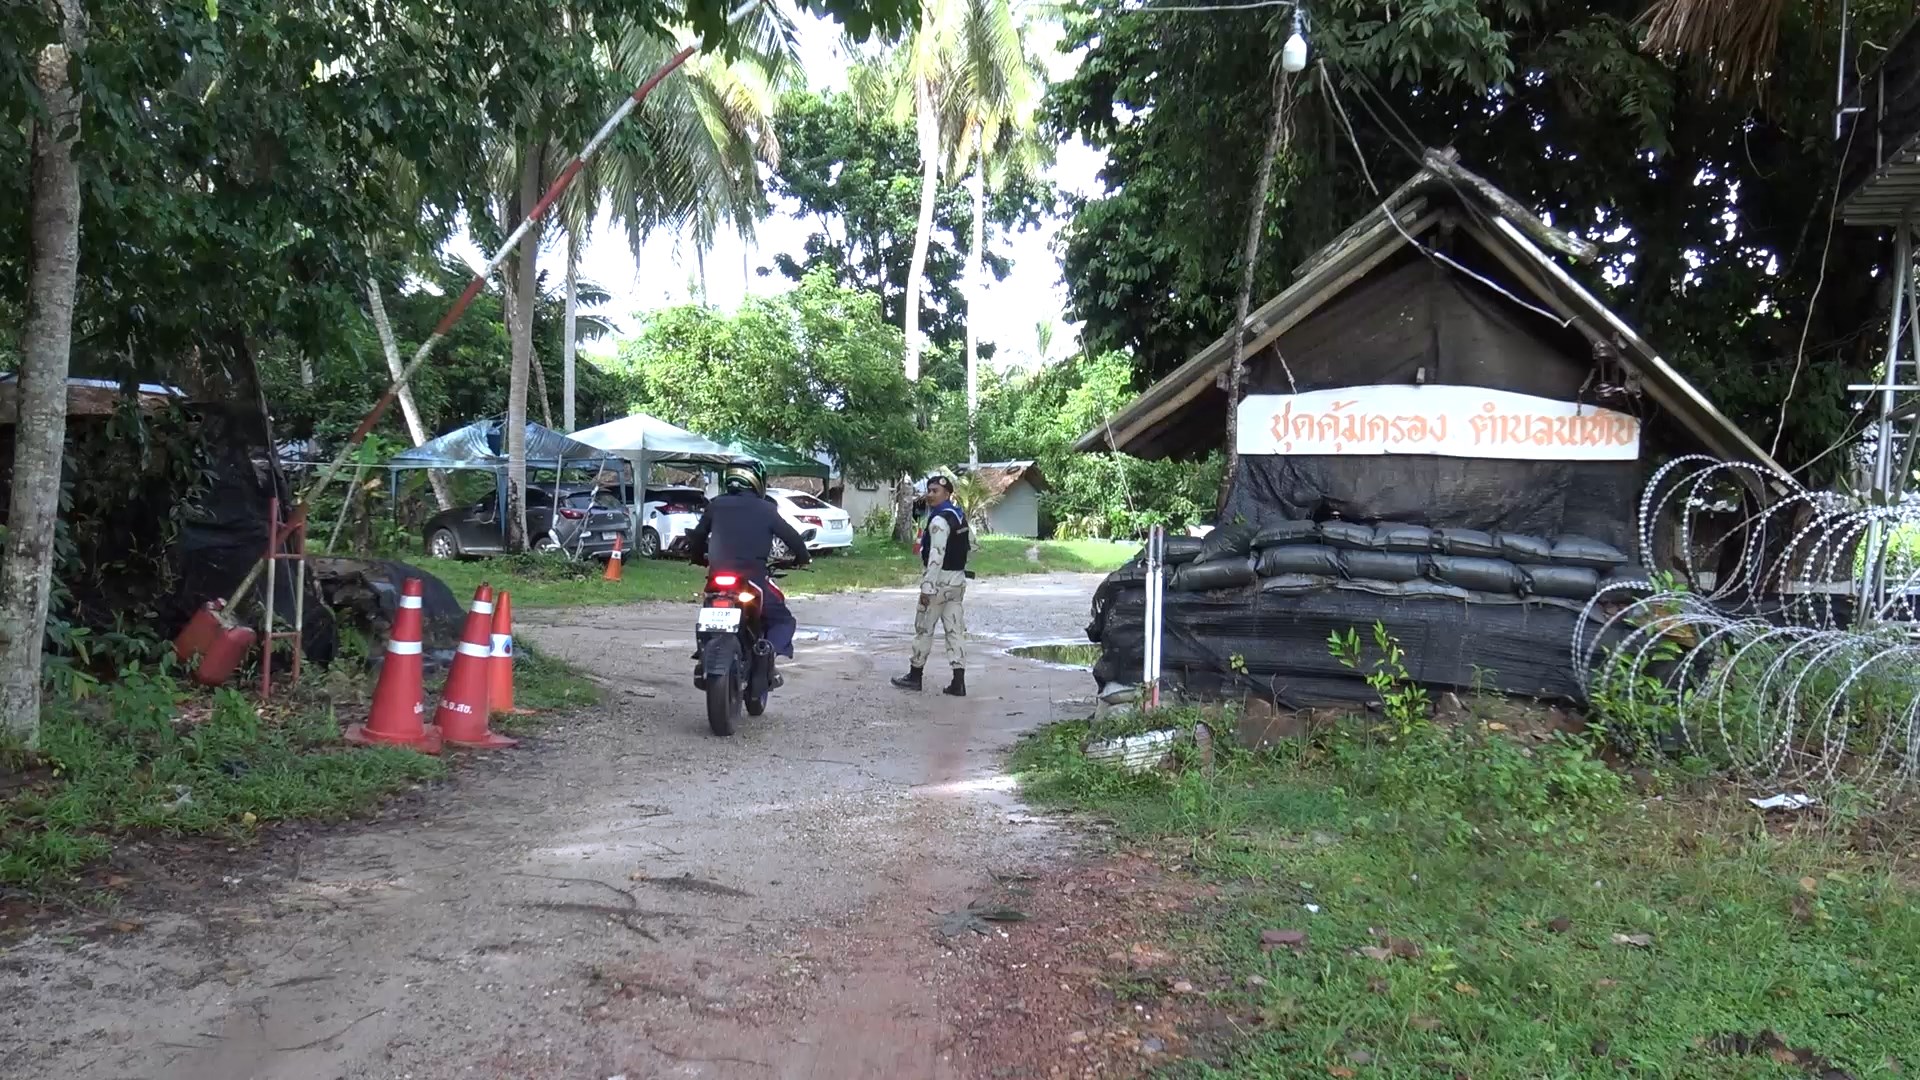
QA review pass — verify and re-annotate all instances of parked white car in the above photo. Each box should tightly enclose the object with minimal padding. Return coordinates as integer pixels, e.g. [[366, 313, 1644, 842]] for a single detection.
[[633, 485, 709, 559], [768, 487, 854, 558]]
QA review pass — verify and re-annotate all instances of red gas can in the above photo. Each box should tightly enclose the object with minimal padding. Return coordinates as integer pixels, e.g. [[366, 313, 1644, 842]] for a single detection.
[[173, 601, 228, 666], [191, 622, 257, 687]]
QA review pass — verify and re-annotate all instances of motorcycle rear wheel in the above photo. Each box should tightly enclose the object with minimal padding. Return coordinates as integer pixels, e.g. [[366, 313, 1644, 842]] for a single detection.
[[703, 637, 743, 736]]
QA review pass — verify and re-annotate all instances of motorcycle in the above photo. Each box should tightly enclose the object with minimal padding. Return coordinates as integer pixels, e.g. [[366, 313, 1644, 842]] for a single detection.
[[693, 568, 785, 736], [691, 528, 815, 737]]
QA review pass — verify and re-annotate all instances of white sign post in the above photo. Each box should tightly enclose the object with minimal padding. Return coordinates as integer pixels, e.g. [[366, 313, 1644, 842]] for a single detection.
[[1235, 385, 1640, 461]]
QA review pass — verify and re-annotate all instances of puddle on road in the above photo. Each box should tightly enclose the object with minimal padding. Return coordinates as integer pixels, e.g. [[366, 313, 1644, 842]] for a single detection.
[[1007, 642, 1100, 669]]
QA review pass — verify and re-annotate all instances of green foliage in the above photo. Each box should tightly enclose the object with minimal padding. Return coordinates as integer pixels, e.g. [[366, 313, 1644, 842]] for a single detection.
[[1329, 622, 1431, 739], [928, 351, 1220, 537], [765, 83, 1052, 392], [1, 668, 443, 887], [619, 270, 925, 479], [1049, 0, 1913, 475], [997, 704, 1920, 1076]]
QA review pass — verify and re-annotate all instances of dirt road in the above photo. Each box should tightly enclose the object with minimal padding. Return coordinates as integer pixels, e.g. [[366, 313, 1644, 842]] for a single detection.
[[1, 574, 1104, 1080]]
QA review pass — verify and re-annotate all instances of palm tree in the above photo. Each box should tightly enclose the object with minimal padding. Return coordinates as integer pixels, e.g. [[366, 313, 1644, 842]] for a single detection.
[[491, 8, 792, 549], [941, 0, 1047, 465], [1638, 0, 1791, 89], [897, 0, 963, 385]]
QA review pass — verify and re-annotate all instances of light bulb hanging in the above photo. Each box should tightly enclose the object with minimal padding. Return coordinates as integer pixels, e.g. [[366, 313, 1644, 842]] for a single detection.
[[1281, 7, 1308, 73]]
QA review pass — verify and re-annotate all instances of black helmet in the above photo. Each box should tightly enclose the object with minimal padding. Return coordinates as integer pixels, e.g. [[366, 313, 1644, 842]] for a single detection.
[[722, 462, 766, 495]]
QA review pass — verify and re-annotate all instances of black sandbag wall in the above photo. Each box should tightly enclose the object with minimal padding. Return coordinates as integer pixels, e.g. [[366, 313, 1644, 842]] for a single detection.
[[1090, 519, 1646, 707]]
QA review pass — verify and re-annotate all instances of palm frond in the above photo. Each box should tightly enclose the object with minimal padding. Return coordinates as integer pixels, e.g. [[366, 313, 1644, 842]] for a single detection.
[[1638, 0, 1792, 90]]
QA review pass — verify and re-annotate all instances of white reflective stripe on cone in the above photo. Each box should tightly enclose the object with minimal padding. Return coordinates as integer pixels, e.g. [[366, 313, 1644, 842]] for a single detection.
[[457, 641, 491, 658], [490, 634, 513, 658], [387, 639, 424, 655], [472, 601, 495, 615], [399, 596, 423, 609]]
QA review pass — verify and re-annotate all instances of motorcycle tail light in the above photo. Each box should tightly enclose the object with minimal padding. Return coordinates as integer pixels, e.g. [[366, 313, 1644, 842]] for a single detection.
[[711, 574, 739, 588]]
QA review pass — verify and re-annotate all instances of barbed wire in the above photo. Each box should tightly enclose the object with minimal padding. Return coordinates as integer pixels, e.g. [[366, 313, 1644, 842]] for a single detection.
[[1573, 458, 1920, 806]]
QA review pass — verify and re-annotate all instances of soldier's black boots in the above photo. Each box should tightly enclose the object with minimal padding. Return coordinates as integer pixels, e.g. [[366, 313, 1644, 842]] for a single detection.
[[942, 669, 966, 697], [891, 666, 924, 691]]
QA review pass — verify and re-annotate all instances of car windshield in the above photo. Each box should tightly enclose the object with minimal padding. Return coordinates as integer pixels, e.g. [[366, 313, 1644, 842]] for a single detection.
[[562, 490, 624, 510], [783, 493, 831, 510]]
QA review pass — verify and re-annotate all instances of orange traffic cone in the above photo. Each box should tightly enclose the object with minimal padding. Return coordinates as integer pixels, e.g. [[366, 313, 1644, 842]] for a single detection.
[[346, 578, 442, 754], [488, 590, 532, 717], [434, 583, 517, 749], [604, 534, 625, 581]]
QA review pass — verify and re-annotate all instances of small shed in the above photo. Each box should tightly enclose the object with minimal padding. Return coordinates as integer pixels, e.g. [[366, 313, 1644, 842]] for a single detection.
[[0, 375, 184, 423], [1080, 151, 1788, 707], [960, 461, 1047, 538]]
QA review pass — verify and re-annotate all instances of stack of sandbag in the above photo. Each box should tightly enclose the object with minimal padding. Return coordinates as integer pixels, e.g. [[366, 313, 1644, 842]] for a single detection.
[[1161, 519, 1648, 605]]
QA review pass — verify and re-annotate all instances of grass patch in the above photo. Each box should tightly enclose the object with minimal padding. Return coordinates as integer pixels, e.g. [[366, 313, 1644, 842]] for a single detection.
[[1011, 711, 1920, 1078], [1, 670, 444, 889], [419, 535, 1135, 609]]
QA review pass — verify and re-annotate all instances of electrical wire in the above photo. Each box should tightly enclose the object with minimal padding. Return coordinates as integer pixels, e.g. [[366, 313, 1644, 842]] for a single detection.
[[1316, 62, 1578, 330], [1770, 104, 1860, 460], [1123, 0, 1297, 11]]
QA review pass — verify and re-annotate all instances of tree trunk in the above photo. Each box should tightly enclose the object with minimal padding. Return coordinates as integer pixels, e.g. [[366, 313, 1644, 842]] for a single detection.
[[966, 124, 985, 468], [530, 338, 555, 429], [0, 0, 85, 747], [366, 277, 454, 510], [299, 353, 314, 388], [904, 71, 940, 384], [1221, 67, 1294, 517], [563, 229, 579, 432], [504, 145, 544, 552]]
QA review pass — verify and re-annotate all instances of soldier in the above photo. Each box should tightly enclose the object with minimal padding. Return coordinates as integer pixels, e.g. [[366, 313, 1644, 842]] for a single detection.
[[892, 474, 971, 696]]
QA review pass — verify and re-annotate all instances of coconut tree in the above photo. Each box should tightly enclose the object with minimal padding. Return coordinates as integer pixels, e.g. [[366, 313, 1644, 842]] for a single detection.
[[940, 0, 1047, 465], [490, 8, 792, 550]]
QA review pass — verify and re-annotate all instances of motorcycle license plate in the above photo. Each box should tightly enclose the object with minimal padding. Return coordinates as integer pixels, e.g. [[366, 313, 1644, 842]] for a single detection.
[[697, 607, 742, 632]]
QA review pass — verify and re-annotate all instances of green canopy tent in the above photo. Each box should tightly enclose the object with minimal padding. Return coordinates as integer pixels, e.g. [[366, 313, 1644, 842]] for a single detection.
[[720, 435, 830, 481]]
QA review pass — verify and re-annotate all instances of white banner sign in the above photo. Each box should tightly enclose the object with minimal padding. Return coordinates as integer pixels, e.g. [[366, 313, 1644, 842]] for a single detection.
[[1236, 385, 1640, 461]]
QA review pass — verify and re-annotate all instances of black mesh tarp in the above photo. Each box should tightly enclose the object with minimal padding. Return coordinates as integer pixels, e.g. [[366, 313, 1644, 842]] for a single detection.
[[1093, 580, 1623, 708]]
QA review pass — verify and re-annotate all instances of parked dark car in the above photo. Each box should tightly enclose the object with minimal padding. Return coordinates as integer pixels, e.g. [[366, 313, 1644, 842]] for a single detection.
[[424, 485, 632, 560]]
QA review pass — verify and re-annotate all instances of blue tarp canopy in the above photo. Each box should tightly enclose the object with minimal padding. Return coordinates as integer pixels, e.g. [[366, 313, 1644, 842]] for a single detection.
[[389, 418, 608, 471], [387, 419, 624, 543]]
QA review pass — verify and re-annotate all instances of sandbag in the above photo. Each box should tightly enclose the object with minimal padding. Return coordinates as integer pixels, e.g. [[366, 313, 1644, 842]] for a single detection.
[[1319, 521, 1377, 550], [1341, 578, 1472, 601], [1430, 555, 1523, 594], [1435, 528, 1503, 558], [1523, 564, 1601, 600], [1551, 535, 1629, 569], [1172, 556, 1257, 592], [1598, 565, 1654, 595], [1257, 544, 1345, 577], [1495, 532, 1554, 564], [1259, 573, 1335, 596], [1374, 522, 1437, 553], [1198, 522, 1258, 562], [1133, 537, 1205, 567], [1252, 519, 1318, 549], [1342, 550, 1428, 582]]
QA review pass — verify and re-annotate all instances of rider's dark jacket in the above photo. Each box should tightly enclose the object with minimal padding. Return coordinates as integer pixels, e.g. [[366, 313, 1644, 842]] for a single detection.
[[686, 491, 810, 572]]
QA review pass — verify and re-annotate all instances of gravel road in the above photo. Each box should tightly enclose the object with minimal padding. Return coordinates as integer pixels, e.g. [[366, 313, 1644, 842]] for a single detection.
[[0, 572, 1104, 1080]]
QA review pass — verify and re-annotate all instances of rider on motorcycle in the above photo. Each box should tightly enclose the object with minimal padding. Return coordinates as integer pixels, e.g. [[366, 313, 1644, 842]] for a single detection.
[[685, 462, 811, 679]]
